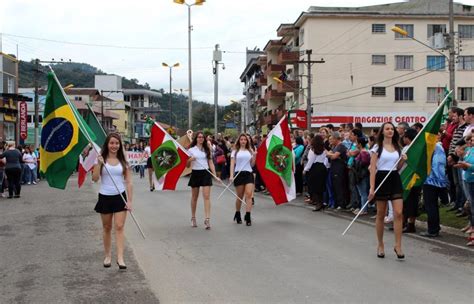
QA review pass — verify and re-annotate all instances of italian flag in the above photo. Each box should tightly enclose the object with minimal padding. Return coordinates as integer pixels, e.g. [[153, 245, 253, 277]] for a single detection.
[[78, 104, 106, 188], [256, 115, 295, 205], [150, 122, 189, 190]]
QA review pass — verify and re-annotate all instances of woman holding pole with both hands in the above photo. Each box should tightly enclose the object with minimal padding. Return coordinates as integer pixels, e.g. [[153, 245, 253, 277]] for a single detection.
[[230, 134, 257, 226], [187, 132, 219, 230], [368, 122, 407, 260], [92, 133, 133, 270]]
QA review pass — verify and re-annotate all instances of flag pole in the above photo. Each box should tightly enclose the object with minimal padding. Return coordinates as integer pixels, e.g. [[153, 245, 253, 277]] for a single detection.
[[342, 91, 452, 235], [48, 66, 146, 240]]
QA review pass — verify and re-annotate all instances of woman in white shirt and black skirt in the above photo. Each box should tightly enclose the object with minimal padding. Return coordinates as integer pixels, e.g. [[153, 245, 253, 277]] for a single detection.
[[230, 134, 257, 226], [368, 122, 407, 260], [187, 132, 218, 230], [92, 133, 133, 270]]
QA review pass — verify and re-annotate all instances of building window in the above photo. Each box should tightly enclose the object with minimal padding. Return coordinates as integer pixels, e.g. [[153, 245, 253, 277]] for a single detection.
[[372, 87, 386, 96], [395, 55, 413, 70], [394, 24, 414, 38], [74, 96, 82, 101], [458, 87, 474, 102], [427, 56, 446, 70], [372, 55, 386, 65], [7, 76, 15, 93], [458, 56, 474, 70], [372, 24, 386, 33], [395, 87, 414, 101], [427, 24, 446, 38], [4, 122, 15, 141], [299, 28, 304, 46], [27, 115, 32, 123], [427, 87, 443, 103], [459, 25, 474, 39]]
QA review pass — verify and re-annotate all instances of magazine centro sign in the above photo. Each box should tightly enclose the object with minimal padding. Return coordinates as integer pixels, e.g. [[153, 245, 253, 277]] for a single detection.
[[289, 111, 429, 128]]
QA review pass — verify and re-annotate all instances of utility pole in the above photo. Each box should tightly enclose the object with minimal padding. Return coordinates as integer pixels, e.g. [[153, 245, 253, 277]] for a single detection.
[[34, 59, 39, 149], [213, 44, 223, 136], [298, 50, 324, 131], [169, 68, 173, 126], [449, 0, 457, 106]]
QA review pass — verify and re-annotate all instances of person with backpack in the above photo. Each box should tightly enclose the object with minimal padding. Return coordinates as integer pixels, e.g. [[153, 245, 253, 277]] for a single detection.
[[353, 136, 370, 215]]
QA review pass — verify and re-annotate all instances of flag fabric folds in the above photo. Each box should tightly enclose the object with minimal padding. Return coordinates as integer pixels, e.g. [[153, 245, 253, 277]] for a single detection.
[[400, 90, 452, 199], [78, 105, 107, 188], [40, 72, 96, 189], [256, 116, 295, 205], [150, 122, 189, 190]]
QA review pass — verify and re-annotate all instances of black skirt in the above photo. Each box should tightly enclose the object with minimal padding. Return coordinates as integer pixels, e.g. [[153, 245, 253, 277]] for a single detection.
[[308, 162, 328, 195], [146, 157, 153, 169], [95, 192, 127, 214], [374, 170, 403, 201], [233, 171, 255, 187], [188, 169, 213, 188]]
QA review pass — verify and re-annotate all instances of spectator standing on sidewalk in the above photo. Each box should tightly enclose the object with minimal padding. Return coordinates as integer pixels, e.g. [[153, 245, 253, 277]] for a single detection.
[[293, 136, 305, 196], [327, 131, 348, 210], [347, 128, 363, 211], [0, 142, 23, 198], [22, 146, 37, 185], [0, 142, 5, 197]]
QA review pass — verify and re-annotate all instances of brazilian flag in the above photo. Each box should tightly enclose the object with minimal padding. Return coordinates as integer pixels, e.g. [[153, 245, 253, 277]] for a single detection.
[[40, 72, 96, 189]]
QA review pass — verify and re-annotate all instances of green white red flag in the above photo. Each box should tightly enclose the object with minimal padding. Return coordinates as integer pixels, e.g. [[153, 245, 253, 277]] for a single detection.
[[256, 115, 295, 205], [150, 121, 189, 190]]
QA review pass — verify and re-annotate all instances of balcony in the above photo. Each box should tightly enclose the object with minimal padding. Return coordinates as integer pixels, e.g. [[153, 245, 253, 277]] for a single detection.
[[277, 51, 300, 64], [276, 80, 300, 93], [256, 98, 267, 107], [263, 114, 277, 125], [257, 56, 267, 66], [265, 62, 285, 77], [264, 86, 286, 101], [256, 74, 267, 86]]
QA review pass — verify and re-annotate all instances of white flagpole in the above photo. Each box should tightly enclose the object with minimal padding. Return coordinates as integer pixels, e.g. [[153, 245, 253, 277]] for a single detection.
[[48, 66, 146, 239], [342, 91, 452, 235]]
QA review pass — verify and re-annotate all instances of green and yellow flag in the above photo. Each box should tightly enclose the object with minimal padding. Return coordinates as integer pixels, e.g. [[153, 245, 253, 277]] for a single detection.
[[40, 72, 96, 189], [400, 89, 452, 199]]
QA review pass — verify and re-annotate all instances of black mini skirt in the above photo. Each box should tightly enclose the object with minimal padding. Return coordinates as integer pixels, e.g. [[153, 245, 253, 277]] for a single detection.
[[234, 171, 255, 187], [95, 192, 127, 214], [146, 157, 153, 169], [374, 170, 403, 201], [188, 169, 213, 188]]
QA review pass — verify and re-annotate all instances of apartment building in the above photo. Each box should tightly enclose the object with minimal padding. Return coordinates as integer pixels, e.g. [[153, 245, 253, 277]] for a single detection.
[[244, 0, 474, 130]]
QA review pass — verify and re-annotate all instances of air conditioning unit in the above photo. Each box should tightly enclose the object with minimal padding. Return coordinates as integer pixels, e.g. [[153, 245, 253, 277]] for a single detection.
[[429, 32, 447, 50]]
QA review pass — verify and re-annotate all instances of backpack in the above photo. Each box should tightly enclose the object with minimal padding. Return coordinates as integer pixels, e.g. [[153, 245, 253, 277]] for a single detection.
[[353, 150, 370, 182]]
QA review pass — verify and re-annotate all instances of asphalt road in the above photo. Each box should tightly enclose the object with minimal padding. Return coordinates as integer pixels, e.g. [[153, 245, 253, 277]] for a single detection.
[[126, 175, 474, 304]]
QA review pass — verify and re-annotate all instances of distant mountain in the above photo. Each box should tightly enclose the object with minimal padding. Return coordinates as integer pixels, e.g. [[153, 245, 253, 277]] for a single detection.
[[18, 60, 240, 130]]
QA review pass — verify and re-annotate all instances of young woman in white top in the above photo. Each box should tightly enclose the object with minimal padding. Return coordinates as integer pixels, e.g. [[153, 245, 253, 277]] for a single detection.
[[230, 134, 257, 226], [368, 122, 407, 259], [303, 135, 329, 212], [92, 133, 133, 270], [187, 132, 218, 230]]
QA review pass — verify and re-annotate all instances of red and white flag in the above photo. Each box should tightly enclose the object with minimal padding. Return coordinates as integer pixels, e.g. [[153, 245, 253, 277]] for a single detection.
[[256, 116, 295, 205], [78, 142, 101, 188]]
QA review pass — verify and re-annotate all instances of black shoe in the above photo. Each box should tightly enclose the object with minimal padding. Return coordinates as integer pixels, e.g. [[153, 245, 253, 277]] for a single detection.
[[14, 195, 20, 198], [419, 231, 439, 238], [403, 223, 416, 233], [103, 258, 111, 268], [233, 211, 242, 224], [252, 197, 255, 206], [7, 196, 13, 199], [244, 212, 252, 226], [150, 186, 155, 192], [312, 203, 325, 212], [117, 262, 127, 270], [394, 248, 405, 259], [377, 249, 385, 258]]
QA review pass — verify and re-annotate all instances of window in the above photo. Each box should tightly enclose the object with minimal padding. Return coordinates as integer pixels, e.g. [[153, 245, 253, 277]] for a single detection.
[[459, 25, 474, 39], [372, 24, 386, 33], [372, 87, 386, 96], [7, 76, 15, 93], [427, 24, 446, 38], [74, 96, 82, 101], [427, 87, 443, 103], [395, 87, 414, 101], [394, 24, 414, 38], [299, 28, 304, 46], [27, 115, 32, 123], [427, 56, 446, 70], [458, 87, 474, 102], [372, 55, 386, 65], [395, 55, 413, 70], [458, 56, 474, 70]]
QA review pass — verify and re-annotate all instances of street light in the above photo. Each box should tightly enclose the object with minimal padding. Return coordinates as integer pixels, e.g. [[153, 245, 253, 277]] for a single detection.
[[391, 26, 455, 104], [162, 62, 180, 127], [173, 0, 206, 129]]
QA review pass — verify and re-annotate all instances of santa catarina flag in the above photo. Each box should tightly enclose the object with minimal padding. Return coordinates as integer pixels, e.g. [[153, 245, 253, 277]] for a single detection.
[[78, 105, 107, 188], [256, 115, 295, 205], [150, 122, 189, 190], [40, 72, 96, 189]]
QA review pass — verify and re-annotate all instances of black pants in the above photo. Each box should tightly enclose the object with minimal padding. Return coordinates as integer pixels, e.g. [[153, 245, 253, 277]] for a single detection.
[[331, 168, 346, 208], [423, 184, 442, 234], [5, 167, 22, 197], [295, 163, 303, 194]]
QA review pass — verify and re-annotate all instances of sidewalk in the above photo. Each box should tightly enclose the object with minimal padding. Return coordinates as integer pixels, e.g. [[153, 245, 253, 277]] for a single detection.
[[0, 177, 159, 303]]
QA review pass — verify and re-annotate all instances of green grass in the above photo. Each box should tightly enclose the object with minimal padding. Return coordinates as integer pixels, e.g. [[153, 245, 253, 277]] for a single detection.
[[418, 206, 469, 230]]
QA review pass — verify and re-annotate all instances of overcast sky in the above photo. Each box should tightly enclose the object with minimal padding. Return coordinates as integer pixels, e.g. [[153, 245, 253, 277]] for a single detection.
[[1, 0, 473, 105]]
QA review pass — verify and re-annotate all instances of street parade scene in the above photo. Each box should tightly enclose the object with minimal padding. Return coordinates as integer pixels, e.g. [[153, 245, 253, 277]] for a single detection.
[[0, 0, 473, 303]]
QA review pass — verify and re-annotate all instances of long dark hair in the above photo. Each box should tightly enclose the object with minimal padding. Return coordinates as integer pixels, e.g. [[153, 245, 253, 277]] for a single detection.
[[101, 133, 128, 174], [235, 133, 251, 151], [190, 131, 211, 159], [311, 135, 325, 155], [376, 122, 401, 158]]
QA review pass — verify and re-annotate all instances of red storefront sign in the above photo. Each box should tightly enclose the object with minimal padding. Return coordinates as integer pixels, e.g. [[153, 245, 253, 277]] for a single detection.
[[19, 101, 28, 140]]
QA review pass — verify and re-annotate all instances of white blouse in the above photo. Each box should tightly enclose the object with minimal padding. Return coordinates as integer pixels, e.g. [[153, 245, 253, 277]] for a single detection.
[[231, 150, 253, 172], [189, 146, 210, 170], [303, 149, 329, 172], [370, 145, 400, 171], [100, 162, 126, 195]]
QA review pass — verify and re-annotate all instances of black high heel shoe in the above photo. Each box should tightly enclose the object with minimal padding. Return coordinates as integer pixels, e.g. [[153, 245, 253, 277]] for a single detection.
[[103, 258, 112, 268], [377, 249, 385, 258], [394, 248, 405, 259], [233, 211, 242, 224], [244, 212, 252, 226], [312, 202, 325, 212], [117, 261, 127, 270]]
